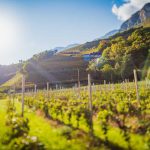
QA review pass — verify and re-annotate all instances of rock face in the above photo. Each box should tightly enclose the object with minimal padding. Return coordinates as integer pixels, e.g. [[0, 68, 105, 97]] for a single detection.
[[120, 3, 150, 31]]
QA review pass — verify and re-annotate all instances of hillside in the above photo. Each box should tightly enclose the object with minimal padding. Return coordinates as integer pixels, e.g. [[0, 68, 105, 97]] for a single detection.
[[88, 26, 150, 81], [2, 26, 149, 89], [51, 43, 79, 52], [1, 55, 92, 89], [60, 3, 150, 56], [0, 64, 18, 85], [60, 40, 101, 56], [0, 2, 150, 150], [1, 27, 150, 89], [121, 3, 150, 31], [2, 73, 22, 88], [25, 55, 89, 86], [0, 3, 150, 89]]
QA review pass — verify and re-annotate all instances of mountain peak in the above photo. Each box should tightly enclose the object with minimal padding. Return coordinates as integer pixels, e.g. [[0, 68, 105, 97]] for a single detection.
[[120, 3, 150, 31], [143, 3, 150, 10]]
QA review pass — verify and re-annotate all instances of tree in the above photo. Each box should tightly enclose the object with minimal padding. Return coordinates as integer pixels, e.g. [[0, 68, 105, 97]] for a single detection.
[[87, 61, 97, 71], [96, 56, 108, 70], [142, 49, 150, 79], [101, 64, 113, 81], [120, 54, 135, 79], [147, 68, 150, 80]]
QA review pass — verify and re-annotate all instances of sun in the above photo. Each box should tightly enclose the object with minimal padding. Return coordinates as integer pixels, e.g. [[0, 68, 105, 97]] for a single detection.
[[0, 9, 21, 51], [0, 6, 24, 64]]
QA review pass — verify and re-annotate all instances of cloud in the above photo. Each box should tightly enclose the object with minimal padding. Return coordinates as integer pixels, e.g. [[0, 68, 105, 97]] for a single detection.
[[112, 0, 150, 21]]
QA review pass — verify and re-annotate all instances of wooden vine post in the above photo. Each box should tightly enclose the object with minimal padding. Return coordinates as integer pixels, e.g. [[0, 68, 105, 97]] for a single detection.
[[12, 84, 16, 107], [47, 82, 49, 99], [125, 79, 128, 92], [77, 68, 80, 97], [145, 78, 148, 89], [34, 84, 37, 96], [109, 82, 111, 91], [104, 80, 106, 91], [133, 69, 139, 101], [21, 73, 25, 117], [56, 84, 58, 90], [88, 74, 93, 135]]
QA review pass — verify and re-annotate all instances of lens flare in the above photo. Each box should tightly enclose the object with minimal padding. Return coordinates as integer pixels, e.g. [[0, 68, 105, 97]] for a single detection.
[[0, 6, 23, 62]]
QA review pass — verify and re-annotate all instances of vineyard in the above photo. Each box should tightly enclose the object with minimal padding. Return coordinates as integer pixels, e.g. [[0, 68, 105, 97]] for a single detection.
[[0, 78, 150, 150], [0, 1, 150, 150]]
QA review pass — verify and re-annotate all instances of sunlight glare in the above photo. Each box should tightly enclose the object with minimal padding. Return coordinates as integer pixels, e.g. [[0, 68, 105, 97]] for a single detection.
[[0, 8, 22, 53]]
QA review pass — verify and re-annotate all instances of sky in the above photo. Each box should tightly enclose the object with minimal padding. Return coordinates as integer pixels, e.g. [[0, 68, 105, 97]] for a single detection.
[[0, 0, 149, 65]]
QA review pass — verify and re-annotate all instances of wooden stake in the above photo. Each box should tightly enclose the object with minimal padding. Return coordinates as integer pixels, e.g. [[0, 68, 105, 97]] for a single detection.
[[109, 82, 111, 91], [88, 74, 93, 135], [88, 74, 92, 111], [13, 84, 16, 106], [47, 82, 49, 98], [123, 81, 125, 92], [112, 83, 115, 91], [56, 84, 58, 90], [21, 74, 25, 117], [145, 78, 148, 89], [34, 84, 37, 95], [125, 79, 128, 92], [104, 80, 106, 91], [77, 68, 80, 96], [133, 69, 139, 101]]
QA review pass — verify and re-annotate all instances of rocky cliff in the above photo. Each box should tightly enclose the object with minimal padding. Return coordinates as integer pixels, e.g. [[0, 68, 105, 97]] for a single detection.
[[120, 3, 150, 31]]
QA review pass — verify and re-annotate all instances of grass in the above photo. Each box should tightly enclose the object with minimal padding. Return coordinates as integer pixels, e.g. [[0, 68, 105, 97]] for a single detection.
[[0, 99, 106, 150], [0, 100, 9, 150], [1, 73, 22, 87], [47, 108, 149, 150], [1, 84, 149, 150], [23, 109, 84, 150], [0, 99, 81, 150]]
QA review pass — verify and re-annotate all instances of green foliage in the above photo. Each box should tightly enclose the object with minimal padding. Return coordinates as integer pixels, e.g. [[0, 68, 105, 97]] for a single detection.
[[88, 27, 150, 81], [120, 54, 135, 79], [142, 49, 150, 79], [101, 64, 112, 73], [59, 126, 72, 139], [3, 101, 45, 150], [14, 82, 150, 150], [2, 73, 22, 88], [8, 136, 44, 150], [32, 50, 57, 61], [147, 68, 150, 79], [0, 92, 7, 99], [87, 56, 108, 72], [101, 64, 113, 81]]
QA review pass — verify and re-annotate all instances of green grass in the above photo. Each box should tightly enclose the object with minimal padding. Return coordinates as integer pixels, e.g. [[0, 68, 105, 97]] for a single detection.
[[1, 83, 149, 150], [0, 100, 9, 150], [1, 73, 22, 87], [49, 107, 149, 150], [22, 108, 84, 150], [0, 100, 95, 150]]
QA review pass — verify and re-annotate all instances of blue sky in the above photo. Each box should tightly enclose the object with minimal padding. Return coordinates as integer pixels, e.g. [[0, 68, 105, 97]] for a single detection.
[[0, 0, 147, 64]]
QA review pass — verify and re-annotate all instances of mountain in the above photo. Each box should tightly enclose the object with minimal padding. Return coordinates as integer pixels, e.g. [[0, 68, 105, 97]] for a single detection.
[[64, 44, 80, 50], [120, 3, 150, 31], [52, 44, 79, 52], [0, 64, 18, 85], [99, 3, 150, 38], [88, 26, 150, 81], [51, 47, 64, 51], [1, 4, 150, 89], [60, 40, 101, 55], [0, 55, 90, 90], [100, 29, 119, 39]]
